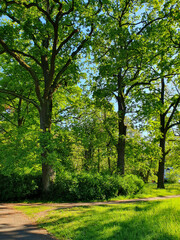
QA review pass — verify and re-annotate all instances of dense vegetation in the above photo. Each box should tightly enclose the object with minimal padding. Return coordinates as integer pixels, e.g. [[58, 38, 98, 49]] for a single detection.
[[0, 0, 179, 200]]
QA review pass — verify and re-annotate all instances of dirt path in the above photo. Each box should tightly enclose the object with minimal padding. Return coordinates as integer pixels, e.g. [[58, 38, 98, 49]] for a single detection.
[[8, 194, 180, 209], [0, 204, 56, 240], [0, 195, 180, 239]]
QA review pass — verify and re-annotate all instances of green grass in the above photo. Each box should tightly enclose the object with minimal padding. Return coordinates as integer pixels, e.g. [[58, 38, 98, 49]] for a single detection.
[[15, 205, 54, 217], [111, 183, 180, 201], [14, 183, 180, 239], [16, 198, 180, 240]]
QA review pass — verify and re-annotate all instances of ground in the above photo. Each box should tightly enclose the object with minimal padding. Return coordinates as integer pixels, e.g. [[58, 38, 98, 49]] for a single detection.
[[0, 195, 180, 240]]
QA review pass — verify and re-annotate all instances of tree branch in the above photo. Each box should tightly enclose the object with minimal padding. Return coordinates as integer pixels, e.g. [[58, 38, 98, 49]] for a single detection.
[[5, 13, 21, 24], [125, 73, 178, 96], [51, 25, 94, 92], [167, 121, 180, 131], [164, 102, 175, 116], [56, 29, 78, 54], [0, 89, 40, 112], [165, 149, 171, 156], [46, 28, 79, 98], [165, 96, 180, 132], [4, 0, 54, 25], [118, 0, 132, 27], [11, 49, 42, 66], [127, 16, 165, 46], [1, 113, 18, 127], [0, 39, 43, 105], [23, 2, 54, 26], [62, 0, 74, 16]]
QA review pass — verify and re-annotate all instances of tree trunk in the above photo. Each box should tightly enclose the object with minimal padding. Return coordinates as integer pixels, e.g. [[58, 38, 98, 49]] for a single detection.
[[116, 70, 126, 175], [117, 120, 127, 175], [157, 77, 166, 189], [40, 97, 55, 193], [107, 143, 111, 173], [97, 148, 100, 173], [17, 98, 24, 127], [157, 136, 166, 188]]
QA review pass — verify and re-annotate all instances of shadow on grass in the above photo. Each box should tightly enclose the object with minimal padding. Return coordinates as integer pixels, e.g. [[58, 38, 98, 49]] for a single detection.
[[38, 199, 180, 240]]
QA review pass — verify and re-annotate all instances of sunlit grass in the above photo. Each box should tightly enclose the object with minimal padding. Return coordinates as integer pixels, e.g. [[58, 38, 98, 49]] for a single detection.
[[111, 183, 180, 201], [15, 205, 54, 218], [16, 198, 180, 240]]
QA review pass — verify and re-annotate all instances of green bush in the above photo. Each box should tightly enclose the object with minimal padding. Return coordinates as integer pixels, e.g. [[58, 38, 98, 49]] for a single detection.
[[0, 172, 144, 202], [0, 174, 41, 202], [166, 170, 179, 183], [49, 171, 79, 201], [50, 172, 144, 201], [118, 174, 144, 195]]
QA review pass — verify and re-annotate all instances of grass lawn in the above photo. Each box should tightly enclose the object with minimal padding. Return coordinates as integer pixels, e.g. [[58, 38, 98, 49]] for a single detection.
[[16, 198, 180, 240], [111, 183, 180, 201], [15, 183, 180, 240]]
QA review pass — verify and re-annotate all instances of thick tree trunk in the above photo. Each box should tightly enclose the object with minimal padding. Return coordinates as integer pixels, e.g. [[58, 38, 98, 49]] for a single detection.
[[117, 120, 127, 175], [40, 97, 55, 193], [42, 163, 55, 193], [157, 137, 166, 188]]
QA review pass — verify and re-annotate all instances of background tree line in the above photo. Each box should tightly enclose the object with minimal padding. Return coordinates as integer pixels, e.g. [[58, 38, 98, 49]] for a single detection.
[[0, 0, 179, 196]]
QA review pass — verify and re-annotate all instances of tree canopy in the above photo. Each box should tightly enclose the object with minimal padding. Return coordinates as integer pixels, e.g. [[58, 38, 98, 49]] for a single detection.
[[0, 0, 179, 193]]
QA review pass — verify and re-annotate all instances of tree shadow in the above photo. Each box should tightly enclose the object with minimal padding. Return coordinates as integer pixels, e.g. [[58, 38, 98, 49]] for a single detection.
[[39, 200, 180, 240], [0, 223, 56, 240]]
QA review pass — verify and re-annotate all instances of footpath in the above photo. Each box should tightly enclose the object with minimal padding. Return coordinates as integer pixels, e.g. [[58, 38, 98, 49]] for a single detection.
[[0, 195, 180, 240], [0, 204, 56, 240]]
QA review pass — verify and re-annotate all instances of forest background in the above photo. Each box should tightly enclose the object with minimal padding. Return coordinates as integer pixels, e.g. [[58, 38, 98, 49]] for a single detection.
[[0, 0, 179, 201]]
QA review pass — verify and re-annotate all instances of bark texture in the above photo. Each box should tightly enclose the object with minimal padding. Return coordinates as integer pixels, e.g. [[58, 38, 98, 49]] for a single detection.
[[40, 97, 55, 193]]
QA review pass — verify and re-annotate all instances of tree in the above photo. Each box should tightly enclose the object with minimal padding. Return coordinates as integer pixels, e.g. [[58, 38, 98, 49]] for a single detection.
[[133, 60, 180, 188], [134, 2, 180, 188], [92, 0, 172, 175], [0, 0, 101, 192]]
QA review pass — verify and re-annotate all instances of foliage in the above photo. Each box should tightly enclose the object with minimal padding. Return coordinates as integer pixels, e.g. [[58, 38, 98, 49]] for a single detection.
[[49, 172, 144, 201], [0, 0, 179, 192], [165, 170, 180, 184], [125, 127, 160, 182], [112, 183, 180, 200], [0, 173, 41, 201], [118, 174, 144, 195]]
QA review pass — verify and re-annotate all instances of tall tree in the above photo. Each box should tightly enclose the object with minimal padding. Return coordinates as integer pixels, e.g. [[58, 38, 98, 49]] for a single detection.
[[0, 0, 101, 192], [133, 61, 180, 188], [158, 75, 180, 188], [92, 0, 172, 175]]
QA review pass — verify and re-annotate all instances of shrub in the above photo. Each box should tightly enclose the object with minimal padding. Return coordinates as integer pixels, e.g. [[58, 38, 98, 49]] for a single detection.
[[118, 174, 144, 195], [50, 172, 144, 201], [0, 174, 41, 202], [166, 170, 179, 183], [0, 172, 145, 202], [49, 171, 79, 201]]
